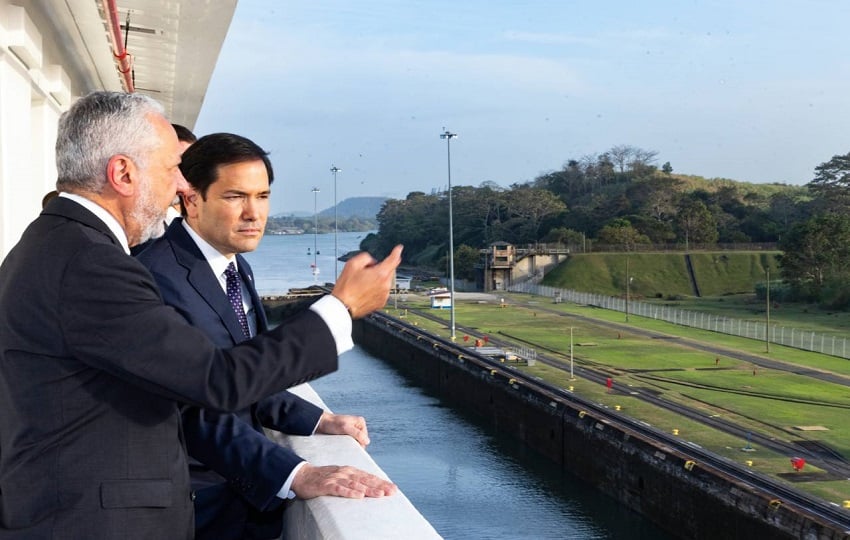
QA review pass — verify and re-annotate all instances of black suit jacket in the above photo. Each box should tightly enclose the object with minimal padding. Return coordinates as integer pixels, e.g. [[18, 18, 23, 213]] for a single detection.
[[136, 220, 324, 539], [0, 198, 337, 539]]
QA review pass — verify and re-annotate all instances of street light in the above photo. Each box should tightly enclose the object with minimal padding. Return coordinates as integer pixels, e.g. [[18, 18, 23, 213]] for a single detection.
[[569, 326, 576, 380], [625, 256, 632, 322], [330, 165, 341, 281], [440, 129, 458, 340], [311, 187, 320, 283], [765, 267, 770, 353]]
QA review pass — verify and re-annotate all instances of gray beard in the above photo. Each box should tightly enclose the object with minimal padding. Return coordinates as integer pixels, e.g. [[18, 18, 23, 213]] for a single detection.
[[131, 183, 168, 245]]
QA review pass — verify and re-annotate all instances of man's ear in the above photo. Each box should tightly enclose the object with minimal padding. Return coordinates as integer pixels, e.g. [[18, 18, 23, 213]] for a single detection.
[[105, 155, 137, 197], [183, 190, 200, 218]]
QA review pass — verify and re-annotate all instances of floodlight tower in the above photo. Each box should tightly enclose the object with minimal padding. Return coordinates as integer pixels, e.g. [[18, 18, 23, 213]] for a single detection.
[[440, 129, 458, 340], [330, 165, 341, 280], [311, 187, 320, 282]]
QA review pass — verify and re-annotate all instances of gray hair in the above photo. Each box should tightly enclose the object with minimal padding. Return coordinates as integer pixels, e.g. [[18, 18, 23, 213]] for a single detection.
[[55, 91, 165, 193]]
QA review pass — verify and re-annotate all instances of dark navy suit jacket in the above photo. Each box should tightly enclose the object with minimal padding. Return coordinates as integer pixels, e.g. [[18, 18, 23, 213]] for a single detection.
[[0, 198, 336, 539], [136, 219, 324, 540]]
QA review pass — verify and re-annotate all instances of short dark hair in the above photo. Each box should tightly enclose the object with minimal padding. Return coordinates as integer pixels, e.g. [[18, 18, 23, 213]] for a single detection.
[[179, 133, 274, 198], [41, 190, 59, 209], [172, 123, 197, 144]]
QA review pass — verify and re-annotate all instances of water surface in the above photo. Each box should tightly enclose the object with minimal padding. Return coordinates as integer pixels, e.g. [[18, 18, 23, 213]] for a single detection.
[[246, 232, 673, 539]]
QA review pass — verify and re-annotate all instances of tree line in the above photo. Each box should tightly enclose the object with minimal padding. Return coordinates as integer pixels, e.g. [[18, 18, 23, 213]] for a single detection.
[[266, 215, 377, 235], [361, 145, 850, 308]]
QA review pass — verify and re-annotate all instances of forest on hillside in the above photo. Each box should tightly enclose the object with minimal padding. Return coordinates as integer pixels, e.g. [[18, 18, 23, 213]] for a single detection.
[[266, 197, 384, 234], [361, 145, 850, 308], [266, 214, 377, 235]]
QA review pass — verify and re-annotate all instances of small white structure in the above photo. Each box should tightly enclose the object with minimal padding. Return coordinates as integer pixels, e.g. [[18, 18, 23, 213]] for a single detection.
[[395, 275, 412, 291], [429, 288, 452, 309]]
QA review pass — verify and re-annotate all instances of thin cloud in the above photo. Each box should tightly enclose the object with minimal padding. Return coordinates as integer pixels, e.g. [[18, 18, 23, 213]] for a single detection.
[[503, 31, 599, 47]]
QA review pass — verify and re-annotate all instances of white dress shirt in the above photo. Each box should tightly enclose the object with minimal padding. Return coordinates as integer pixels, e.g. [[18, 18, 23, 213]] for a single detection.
[[59, 193, 131, 255]]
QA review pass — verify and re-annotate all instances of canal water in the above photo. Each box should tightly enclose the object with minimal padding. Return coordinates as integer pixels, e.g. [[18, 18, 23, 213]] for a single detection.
[[245, 232, 674, 539]]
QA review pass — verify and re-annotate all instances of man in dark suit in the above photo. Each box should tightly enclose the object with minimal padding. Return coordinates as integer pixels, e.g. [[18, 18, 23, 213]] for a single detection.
[[137, 133, 394, 539], [0, 91, 401, 539]]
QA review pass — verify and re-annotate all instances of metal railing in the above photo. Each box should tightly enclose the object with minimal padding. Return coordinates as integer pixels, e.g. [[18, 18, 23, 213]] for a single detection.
[[510, 283, 850, 360]]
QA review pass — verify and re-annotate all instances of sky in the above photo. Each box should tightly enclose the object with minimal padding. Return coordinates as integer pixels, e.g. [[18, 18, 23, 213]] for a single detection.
[[195, 0, 850, 216]]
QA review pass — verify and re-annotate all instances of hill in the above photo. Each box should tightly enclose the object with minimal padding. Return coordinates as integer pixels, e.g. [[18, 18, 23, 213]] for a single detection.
[[541, 251, 781, 299], [318, 197, 387, 220], [272, 197, 387, 220]]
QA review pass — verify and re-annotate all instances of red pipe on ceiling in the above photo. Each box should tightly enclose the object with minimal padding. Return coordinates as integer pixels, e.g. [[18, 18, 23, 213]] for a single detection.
[[101, 0, 134, 92]]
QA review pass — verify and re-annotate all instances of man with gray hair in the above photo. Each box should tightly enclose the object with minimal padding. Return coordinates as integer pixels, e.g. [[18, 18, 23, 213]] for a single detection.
[[0, 91, 401, 538]]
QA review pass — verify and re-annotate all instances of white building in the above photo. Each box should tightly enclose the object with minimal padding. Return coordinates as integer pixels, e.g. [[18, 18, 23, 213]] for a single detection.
[[0, 0, 235, 258], [429, 287, 452, 309]]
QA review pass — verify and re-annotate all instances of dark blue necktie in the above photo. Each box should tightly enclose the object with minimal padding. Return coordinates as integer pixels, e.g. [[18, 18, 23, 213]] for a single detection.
[[225, 262, 251, 339]]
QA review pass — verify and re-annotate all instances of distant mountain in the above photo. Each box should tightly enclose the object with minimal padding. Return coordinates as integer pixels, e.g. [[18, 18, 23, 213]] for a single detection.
[[317, 197, 388, 220]]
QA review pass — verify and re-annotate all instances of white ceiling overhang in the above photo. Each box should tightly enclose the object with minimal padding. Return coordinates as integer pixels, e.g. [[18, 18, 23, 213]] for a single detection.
[[28, 0, 237, 127]]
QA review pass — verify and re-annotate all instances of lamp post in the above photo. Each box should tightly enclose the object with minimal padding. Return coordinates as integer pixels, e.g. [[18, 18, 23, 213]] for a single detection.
[[625, 256, 631, 322], [330, 165, 341, 281], [569, 326, 576, 380], [311, 187, 320, 283], [440, 129, 458, 340], [765, 267, 770, 353]]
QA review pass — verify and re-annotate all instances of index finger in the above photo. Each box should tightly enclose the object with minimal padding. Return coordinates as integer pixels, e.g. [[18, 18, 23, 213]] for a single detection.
[[376, 245, 403, 270]]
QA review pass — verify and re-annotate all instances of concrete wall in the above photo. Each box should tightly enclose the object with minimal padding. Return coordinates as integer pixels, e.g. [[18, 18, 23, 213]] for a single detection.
[[0, 1, 81, 258], [269, 384, 442, 540], [512, 253, 565, 282], [354, 316, 845, 540]]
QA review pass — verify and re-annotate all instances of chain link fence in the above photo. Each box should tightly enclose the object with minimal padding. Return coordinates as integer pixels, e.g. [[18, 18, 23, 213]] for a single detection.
[[510, 282, 850, 360]]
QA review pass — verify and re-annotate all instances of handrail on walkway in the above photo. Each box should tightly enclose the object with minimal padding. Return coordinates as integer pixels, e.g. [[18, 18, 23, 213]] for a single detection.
[[267, 383, 442, 540]]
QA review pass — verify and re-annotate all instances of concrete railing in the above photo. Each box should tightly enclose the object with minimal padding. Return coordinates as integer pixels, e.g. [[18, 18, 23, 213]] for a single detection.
[[266, 384, 442, 540]]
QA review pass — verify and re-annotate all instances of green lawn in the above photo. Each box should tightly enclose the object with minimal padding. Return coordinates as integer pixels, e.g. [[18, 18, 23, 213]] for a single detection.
[[542, 251, 781, 298], [644, 293, 850, 338], [388, 292, 850, 505]]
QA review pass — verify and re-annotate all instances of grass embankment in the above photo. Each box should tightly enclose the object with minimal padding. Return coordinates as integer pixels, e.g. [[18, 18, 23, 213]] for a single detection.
[[541, 250, 850, 337], [542, 251, 781, 298], [388, 293, 850, 504]]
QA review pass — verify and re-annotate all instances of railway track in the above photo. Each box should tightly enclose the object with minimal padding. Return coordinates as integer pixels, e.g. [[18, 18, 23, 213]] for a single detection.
[[373, 308, 850, 531], [404, 306, 850, 477]]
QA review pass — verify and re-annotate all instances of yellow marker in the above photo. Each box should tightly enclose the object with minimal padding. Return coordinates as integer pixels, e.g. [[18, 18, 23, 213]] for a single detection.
[[684, 460, 695, 471], [672, 429, 679, 436], [615, 405, 621, 411]]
